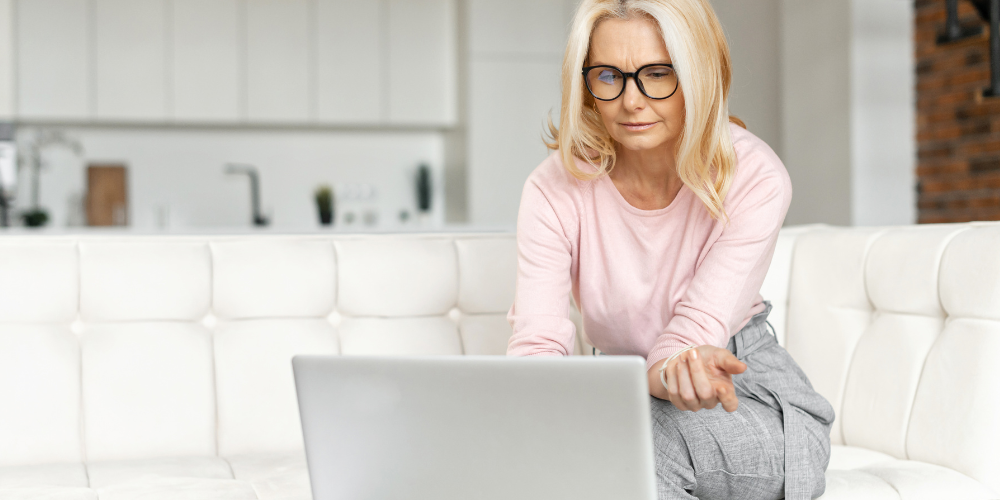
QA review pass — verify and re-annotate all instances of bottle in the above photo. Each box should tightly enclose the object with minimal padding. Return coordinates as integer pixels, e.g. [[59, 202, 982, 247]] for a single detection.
[[315, 184, 334, 226], [416, 164, 432, 213], [0, 123, 16, 227]]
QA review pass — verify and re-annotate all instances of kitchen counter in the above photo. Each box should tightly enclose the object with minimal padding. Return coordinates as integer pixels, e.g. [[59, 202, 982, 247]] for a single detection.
[[0, 223, 515, 237]]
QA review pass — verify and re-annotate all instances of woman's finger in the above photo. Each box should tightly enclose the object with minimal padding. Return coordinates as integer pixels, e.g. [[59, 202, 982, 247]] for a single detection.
[[676, 357, 700, 411], [687, 350, 719, 409], [717, 383, 740, 412], [717, 351, 747, 375]]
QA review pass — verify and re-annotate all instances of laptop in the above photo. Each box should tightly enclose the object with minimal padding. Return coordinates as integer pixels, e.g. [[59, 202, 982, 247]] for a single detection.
[[292, 355, 657, 500]]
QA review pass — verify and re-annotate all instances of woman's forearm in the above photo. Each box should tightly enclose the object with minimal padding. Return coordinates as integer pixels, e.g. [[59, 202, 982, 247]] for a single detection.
[[647, 363, 670, 400]]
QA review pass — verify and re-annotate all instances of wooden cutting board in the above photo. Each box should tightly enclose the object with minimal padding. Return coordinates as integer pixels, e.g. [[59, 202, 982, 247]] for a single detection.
[[86, 164, 128, 226]]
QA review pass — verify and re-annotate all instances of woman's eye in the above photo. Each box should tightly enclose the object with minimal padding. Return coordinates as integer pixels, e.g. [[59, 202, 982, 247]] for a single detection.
[[597, 70, 617, 85], [646, 69, 672, 79]]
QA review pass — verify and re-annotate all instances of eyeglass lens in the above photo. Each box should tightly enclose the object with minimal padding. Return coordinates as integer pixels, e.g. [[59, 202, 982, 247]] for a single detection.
[[586, 65, 677, 100]]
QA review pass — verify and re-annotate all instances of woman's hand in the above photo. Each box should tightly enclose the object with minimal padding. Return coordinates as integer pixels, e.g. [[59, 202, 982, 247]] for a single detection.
[[647, 345, 747, 412]]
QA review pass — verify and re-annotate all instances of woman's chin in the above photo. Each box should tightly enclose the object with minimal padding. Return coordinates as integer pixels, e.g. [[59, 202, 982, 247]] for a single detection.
[[615, 135, 671, 152]]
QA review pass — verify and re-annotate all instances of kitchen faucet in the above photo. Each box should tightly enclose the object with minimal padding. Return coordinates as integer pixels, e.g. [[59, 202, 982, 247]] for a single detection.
[[225, 163, 269, 227]]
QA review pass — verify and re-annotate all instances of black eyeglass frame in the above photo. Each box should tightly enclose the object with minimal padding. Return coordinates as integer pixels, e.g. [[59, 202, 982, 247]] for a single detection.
[[581, 63, 679, 101]]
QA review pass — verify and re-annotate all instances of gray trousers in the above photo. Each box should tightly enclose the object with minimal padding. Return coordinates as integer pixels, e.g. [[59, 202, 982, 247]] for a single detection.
[[650, 301, 835, 500]]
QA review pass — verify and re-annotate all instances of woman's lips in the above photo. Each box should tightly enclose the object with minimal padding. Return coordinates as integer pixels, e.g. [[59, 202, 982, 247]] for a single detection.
[[620, 122, 657, 132]]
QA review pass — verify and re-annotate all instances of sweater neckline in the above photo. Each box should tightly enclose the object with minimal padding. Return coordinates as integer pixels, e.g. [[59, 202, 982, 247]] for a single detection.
[[598, 173, 690, 217]]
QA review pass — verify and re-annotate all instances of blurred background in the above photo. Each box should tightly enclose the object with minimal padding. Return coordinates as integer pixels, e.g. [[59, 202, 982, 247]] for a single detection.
[[0, 0, 976, 232]]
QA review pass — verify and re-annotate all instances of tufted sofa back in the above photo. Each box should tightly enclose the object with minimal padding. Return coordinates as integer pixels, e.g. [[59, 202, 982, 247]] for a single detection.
[[1, 224, 998, 493], [0, 233, 588, 468], [759, 222, 1000, 493]]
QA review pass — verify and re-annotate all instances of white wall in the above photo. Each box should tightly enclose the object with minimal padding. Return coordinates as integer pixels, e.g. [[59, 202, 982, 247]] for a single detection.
[[0, 0, 12, 120], [851, 0, 916, 226], [780, 0, 915, 226], [781, 0, 853, 226], [712, 0, 783, 156], [465, 0, 576, 228], [15, 126, 445, 231]]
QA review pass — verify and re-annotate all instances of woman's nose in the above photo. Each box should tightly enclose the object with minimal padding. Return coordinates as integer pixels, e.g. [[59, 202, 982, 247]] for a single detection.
[[622, 77, 646, 110]]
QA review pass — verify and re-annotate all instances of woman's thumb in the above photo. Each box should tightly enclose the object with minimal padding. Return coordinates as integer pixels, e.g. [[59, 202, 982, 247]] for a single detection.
[[720, 353, 747, 374]]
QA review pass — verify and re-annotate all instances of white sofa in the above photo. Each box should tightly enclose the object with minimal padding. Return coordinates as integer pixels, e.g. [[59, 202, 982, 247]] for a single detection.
[[0, 223, 997, 500]]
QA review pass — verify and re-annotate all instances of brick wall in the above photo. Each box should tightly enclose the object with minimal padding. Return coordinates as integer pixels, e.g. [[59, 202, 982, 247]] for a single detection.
[[916, 0, 1000, 222]]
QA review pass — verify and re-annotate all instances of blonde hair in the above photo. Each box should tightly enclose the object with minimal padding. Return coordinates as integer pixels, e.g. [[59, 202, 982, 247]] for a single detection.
[[546, 0, 739, 222]]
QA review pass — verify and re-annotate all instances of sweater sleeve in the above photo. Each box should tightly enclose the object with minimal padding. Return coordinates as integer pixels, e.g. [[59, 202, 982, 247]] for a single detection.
[[505, 172, 578, 357], [645, 159, 792, 371]]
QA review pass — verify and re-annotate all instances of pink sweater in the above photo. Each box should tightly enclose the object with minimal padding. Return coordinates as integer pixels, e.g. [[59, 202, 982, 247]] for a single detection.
[[506, 124, 792, 370]]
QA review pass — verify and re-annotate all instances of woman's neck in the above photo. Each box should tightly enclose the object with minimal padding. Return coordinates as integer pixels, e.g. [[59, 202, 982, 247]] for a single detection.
[[609, 142, 684, 210]]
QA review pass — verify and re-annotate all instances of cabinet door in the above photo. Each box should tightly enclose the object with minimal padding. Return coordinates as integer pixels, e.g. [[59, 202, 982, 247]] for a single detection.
[[94, 0, 168, 121], [171, 0, 240, 122], [16, 0, 91, 120], [386, 0, 456, 126], [0, 0, 13, 119], [246, 0, 311, 123], [316, 0, 382, 124]]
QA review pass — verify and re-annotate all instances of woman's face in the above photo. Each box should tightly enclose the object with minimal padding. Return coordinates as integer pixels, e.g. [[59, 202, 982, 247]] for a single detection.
[[588, 17, 685, 153]]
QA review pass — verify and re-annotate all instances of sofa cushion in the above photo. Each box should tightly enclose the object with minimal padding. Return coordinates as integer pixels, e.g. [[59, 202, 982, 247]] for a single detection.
[[839, 312, 943, 458], [95, 477, 256, 500], [863, 224, 964, 317], [228, 453, 311, 500], [0, 326, 82, 467], [0, 241, 78, 323], [79, 240, 211, 322], [859, 461, 996, 500], [335, 238, 457, 317], [938, 224, 1000, 320], [0, 463, 88, 488], [820, 470, 900, 500], [0, 487, 97, 500], [823, 446, 997, 500], [906, 225, 1000, 493], [212, 239, 336, 320], [86, 456, 233, 488], [827, 445, 895, 470], [214, 319, 339, 457], [459, 314, 513, 355], [905, 317, 1000, 493], [455, 237, 516, 314], [339, 316, 462, 356], [758, 225, 819, 346], [784, 228, 882, 445], [81, 322, 216, 462]]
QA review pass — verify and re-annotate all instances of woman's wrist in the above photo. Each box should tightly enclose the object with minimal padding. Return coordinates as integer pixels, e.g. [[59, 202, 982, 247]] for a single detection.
[[658, 345, 696, 392]]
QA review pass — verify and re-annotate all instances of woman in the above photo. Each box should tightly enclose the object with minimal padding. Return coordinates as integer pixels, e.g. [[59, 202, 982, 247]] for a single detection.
[[505, 1, 835, 499]]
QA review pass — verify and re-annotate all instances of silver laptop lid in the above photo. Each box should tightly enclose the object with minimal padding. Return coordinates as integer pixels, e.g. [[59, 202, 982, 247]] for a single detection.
[[293, 355, 657, 500]]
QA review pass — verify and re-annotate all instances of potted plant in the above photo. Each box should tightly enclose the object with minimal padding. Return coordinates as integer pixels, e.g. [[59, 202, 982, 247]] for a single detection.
[[315, 185, 334, 226], [21, 208, 48, 227]]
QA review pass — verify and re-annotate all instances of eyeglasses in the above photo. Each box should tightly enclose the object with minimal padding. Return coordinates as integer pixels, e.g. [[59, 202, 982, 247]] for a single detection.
[[581, 63, 679, 101]]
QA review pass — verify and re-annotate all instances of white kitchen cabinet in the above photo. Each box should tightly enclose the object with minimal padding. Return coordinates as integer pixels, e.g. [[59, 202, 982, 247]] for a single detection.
[[94, 0, 168, 121], [0, 0, 13, 119], [171, 0, 241, 122], [246, 0, 312, 123], [316, 0, 382, 124], [10, 0, 459, 127], [15, 0, 92, 120], [386, 0, 456, 126], [0, 0, 14, 121]]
